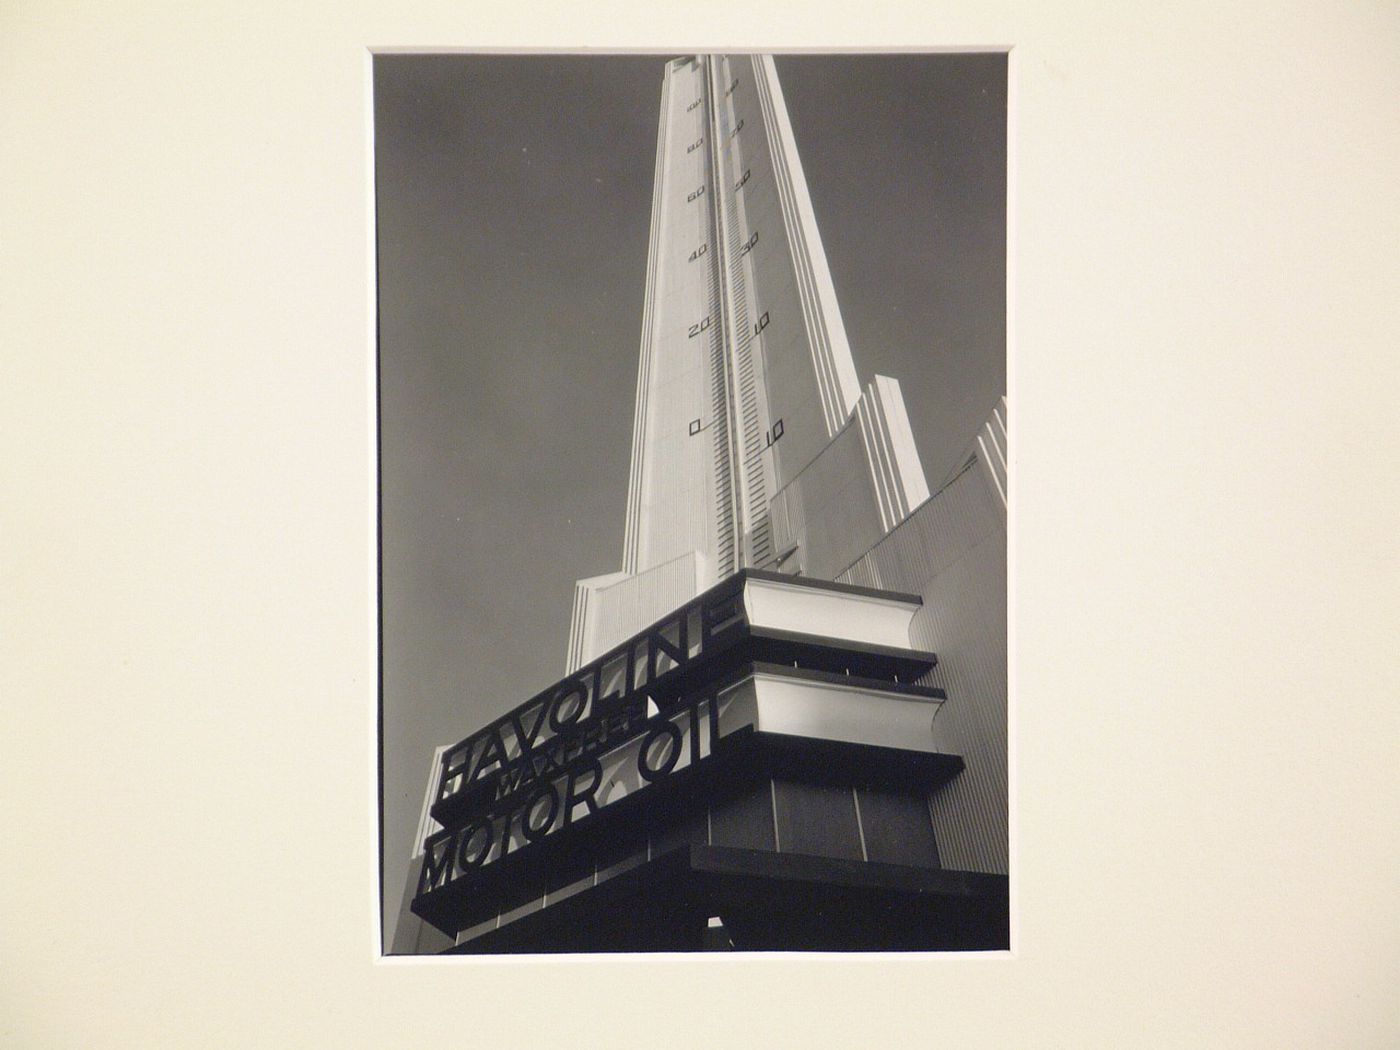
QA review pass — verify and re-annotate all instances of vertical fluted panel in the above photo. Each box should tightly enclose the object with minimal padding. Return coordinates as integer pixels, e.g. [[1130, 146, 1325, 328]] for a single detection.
[[975, 394, 1008, 510], [622, 61, 675, 574], [838, 458, 1007, 874], [575, 552, 706, 665]]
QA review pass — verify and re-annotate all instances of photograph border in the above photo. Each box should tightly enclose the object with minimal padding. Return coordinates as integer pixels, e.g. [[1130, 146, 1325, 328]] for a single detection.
[[369, 45, 1017, 962]]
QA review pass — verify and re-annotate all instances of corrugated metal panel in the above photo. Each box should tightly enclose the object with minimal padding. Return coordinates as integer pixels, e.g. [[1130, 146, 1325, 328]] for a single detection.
[[566, 577, 587, 673], [565, 571, 628, 674], [976, 395, 1008, 510], [837, 459, 1007, 875], [579, 552, 706, 665], [410, 745, 449, 859]]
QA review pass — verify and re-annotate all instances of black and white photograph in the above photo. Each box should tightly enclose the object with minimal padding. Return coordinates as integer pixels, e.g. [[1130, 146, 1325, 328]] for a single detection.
[[375, 52, 1008, 954], [9, 3, 1397, 1044]]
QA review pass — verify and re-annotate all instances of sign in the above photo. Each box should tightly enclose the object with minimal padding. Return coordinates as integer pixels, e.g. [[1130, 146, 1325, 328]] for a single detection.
[[417, 578, 756, 900], [418, 685, 736, 899], [431, 578, 747, 821]]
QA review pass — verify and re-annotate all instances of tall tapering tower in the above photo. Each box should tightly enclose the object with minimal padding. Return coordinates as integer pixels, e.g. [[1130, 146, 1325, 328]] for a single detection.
[[568, 55, 931, 671]]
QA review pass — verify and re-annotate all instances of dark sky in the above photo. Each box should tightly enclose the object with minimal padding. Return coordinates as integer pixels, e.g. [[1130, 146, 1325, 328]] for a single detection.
[[375, 52, 1006, 940]]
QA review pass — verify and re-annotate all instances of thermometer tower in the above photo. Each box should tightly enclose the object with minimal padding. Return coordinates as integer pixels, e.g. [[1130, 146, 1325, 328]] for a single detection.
[[567, 54, 932, 671]]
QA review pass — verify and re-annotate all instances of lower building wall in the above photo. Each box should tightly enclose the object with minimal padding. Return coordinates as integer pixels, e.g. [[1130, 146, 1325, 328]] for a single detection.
[[389, 856, 454, 955], [837, 457, 1008, 875], [451, 777, 944, 948], [397, 409, 1009, 951]]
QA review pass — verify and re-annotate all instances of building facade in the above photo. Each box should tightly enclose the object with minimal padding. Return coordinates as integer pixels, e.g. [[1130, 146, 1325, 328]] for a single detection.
[[390, 54, 1007, 954]]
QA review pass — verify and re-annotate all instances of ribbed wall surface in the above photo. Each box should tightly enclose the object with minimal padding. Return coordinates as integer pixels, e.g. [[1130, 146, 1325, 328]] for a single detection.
[[711, 55, 776, 570], [854, 376, 931, 532], [838, 460, 1007, 875], [976, 395, 1008, 510], [569, 551, 708, 669]]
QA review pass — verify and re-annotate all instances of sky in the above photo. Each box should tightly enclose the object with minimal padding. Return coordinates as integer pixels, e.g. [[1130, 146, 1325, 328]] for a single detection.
[[374, 52, 1006, 942]]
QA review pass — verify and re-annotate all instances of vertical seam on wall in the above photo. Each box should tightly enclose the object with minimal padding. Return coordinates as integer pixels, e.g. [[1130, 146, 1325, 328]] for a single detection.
[[926, 792, 942, 868], [769, 778, 782, 852], [851, 786, 869, 862]]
